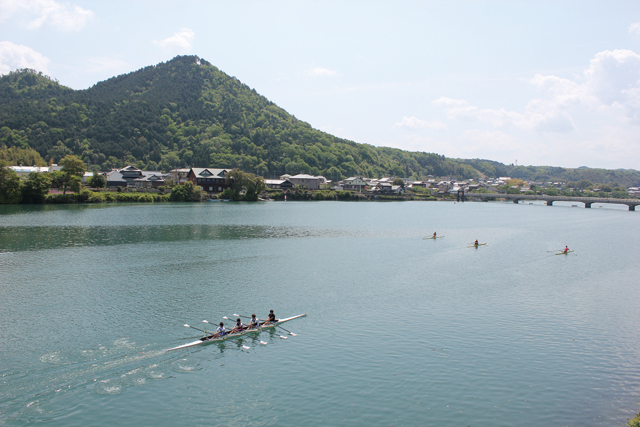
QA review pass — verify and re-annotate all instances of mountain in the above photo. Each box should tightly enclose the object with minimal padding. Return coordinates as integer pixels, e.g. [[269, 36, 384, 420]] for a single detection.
[[1, 55, 639, 187]]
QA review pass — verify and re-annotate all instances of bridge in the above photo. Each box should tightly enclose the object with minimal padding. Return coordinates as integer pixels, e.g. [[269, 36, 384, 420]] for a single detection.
[[464, 192, 640, 211]]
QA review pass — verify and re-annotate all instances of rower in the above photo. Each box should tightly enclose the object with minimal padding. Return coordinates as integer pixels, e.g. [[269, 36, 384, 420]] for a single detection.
[[230, 318, 244, 333], [248, 314, 260, 329], [264, 310, 278, 325], [433, 232, 437, 238], [213, 322, 226, 337], [474, 239, 478, 246], [564, 245, 569, 253]]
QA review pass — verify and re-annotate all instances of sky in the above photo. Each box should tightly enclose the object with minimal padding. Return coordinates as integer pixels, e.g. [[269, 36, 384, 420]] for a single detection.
[[2, 0, 640, 170]]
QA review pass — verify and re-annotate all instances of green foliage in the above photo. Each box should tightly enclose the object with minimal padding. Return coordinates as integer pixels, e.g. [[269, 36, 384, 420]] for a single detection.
[[21, 172, 51, 203], [0, 57, 489, 183], [0, 145, 45, 166], [59, 154, 85, 194], [170, 181, 204, 201], [0, 163, 22, 203], [462, 159, 640, 187], [226, 169, 266, 201], [629, 410, 640, 427], [392, 178, 404, 187], [3, 60, 638, 185], [88, 172, 106, 188]]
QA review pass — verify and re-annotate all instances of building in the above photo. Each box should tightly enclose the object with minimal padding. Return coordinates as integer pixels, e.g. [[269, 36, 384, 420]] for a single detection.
[[342, 177, 367, 191], [264, 179, 293, 190], [187, 168, 231, 193], [7, 164, 62, 177], [169, 168, 190, 185], [287, 174, 326, 190], [133, 172, 167, 188]]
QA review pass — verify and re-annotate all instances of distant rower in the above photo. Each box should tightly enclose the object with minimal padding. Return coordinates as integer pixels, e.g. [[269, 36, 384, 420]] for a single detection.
[[563, 246, 569, 253], [433, 232, 437, 238], [474, 239, 479, 246]]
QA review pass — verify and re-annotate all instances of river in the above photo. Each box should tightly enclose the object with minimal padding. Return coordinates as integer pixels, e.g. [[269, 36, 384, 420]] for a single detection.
[[0, 200, 639, 426]]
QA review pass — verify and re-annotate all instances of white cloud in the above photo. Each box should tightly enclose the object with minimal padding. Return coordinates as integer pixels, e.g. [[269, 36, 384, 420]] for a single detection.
[[304, 66, 338, 77], [153, 28, 195, 50], [0, 41, 50, 75], [84, 57, 129, 74], [394, 116, 447, 130], [0, 0, 93, 31], [395, 49, 640, 168], [629, 22, 640, 37]]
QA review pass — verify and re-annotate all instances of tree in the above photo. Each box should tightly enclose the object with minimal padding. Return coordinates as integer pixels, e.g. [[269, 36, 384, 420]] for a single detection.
[[392, 178, 405, 188], [60, 155, 85, 195], [0, 163, 22, 203], [226, 169, 266, 201], [21, 171, 51, 203], [88, 172, 106, 189], [170, 181, 203, 202]]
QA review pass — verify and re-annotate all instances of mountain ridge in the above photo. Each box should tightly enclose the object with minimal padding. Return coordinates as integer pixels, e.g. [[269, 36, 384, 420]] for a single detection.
[[1, 55, 639, 187]]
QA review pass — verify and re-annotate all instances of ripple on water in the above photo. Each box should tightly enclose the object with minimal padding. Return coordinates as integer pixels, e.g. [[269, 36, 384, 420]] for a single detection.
[[170, 359, 202, 373], [144, 364, 170, 380], [120, 368, 147, 387], [39, 352, 65, 365], [93, 378, 124, 395]]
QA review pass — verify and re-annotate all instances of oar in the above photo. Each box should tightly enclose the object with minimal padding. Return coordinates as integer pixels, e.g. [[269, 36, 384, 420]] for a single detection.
[[234, 313, 297, 337], [184, 324, 213, 335], [226, 315, 288, 339]]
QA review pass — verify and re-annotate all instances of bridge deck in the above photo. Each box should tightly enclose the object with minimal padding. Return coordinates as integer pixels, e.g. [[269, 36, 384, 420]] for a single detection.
[[466, 193, 639, 210]]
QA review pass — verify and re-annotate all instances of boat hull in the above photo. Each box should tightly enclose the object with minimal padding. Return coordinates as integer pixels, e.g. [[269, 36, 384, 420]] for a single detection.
[[556, 250, 574, 255], [166, 314, 306, 351]]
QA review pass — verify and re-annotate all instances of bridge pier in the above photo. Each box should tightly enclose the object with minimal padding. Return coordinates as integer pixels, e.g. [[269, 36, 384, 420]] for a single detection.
[[513, 200, 519, 204], [630, 205, 636, 211], [546, 201, 553, 206], [585, 202, 592, 208]]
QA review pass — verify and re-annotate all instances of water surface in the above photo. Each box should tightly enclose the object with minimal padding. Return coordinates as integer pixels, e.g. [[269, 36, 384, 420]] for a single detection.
[[1, 201, 639, 426]]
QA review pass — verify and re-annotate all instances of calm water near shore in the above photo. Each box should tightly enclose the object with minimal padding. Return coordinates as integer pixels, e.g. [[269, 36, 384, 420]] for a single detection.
[[1, 200, 639, 426]]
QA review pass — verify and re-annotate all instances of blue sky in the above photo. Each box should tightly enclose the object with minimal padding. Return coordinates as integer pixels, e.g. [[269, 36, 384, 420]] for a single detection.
[[2, 0, 640, 170]]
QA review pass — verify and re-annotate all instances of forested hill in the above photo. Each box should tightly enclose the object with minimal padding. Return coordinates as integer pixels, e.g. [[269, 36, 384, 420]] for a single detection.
[[0, 55, 476, 180], [1, 55, 639, 186]]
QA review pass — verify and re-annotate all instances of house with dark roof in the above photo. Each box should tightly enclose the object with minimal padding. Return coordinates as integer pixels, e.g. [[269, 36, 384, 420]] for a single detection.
[[187, 168, 231, 193], [264, 179, 293, 190]]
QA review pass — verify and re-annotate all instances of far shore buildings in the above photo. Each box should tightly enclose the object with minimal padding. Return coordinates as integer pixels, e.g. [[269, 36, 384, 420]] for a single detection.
[[187, 168, 231, 194], [104, 166, 166, 188], [7, 164, 62, 177], [285, 174, 327, 190]]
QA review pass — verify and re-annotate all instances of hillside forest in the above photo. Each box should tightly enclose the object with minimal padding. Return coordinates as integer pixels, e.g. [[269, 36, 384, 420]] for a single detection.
[[1, 55, 639, 187]]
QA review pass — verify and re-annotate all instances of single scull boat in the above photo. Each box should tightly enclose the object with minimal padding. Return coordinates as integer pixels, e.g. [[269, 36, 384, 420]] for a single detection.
[[166, 313, 306, 351], [555, 250, 574, 255]]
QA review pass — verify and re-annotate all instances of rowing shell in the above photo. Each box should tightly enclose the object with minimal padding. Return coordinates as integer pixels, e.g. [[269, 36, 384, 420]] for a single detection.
[[166, 314, 306, 351], [468, 243, 486, 248], [423, 236, 445, 239], [555, 250, 574, 255]]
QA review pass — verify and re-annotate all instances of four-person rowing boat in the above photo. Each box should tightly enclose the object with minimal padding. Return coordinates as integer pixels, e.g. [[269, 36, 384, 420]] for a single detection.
[[166, 313, 306, 351]]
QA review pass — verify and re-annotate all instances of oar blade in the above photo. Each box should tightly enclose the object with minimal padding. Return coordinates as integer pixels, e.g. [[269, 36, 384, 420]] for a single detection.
[[183, 324, 190, 328], [260, 341, 268, 345], [289, 332, 298, 336], [279, 335, 287, 339], [242, 345, 250, 350]]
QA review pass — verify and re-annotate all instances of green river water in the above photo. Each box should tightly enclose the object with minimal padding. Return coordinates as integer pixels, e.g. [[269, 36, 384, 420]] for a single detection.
[[0, 200, 639, 426]]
